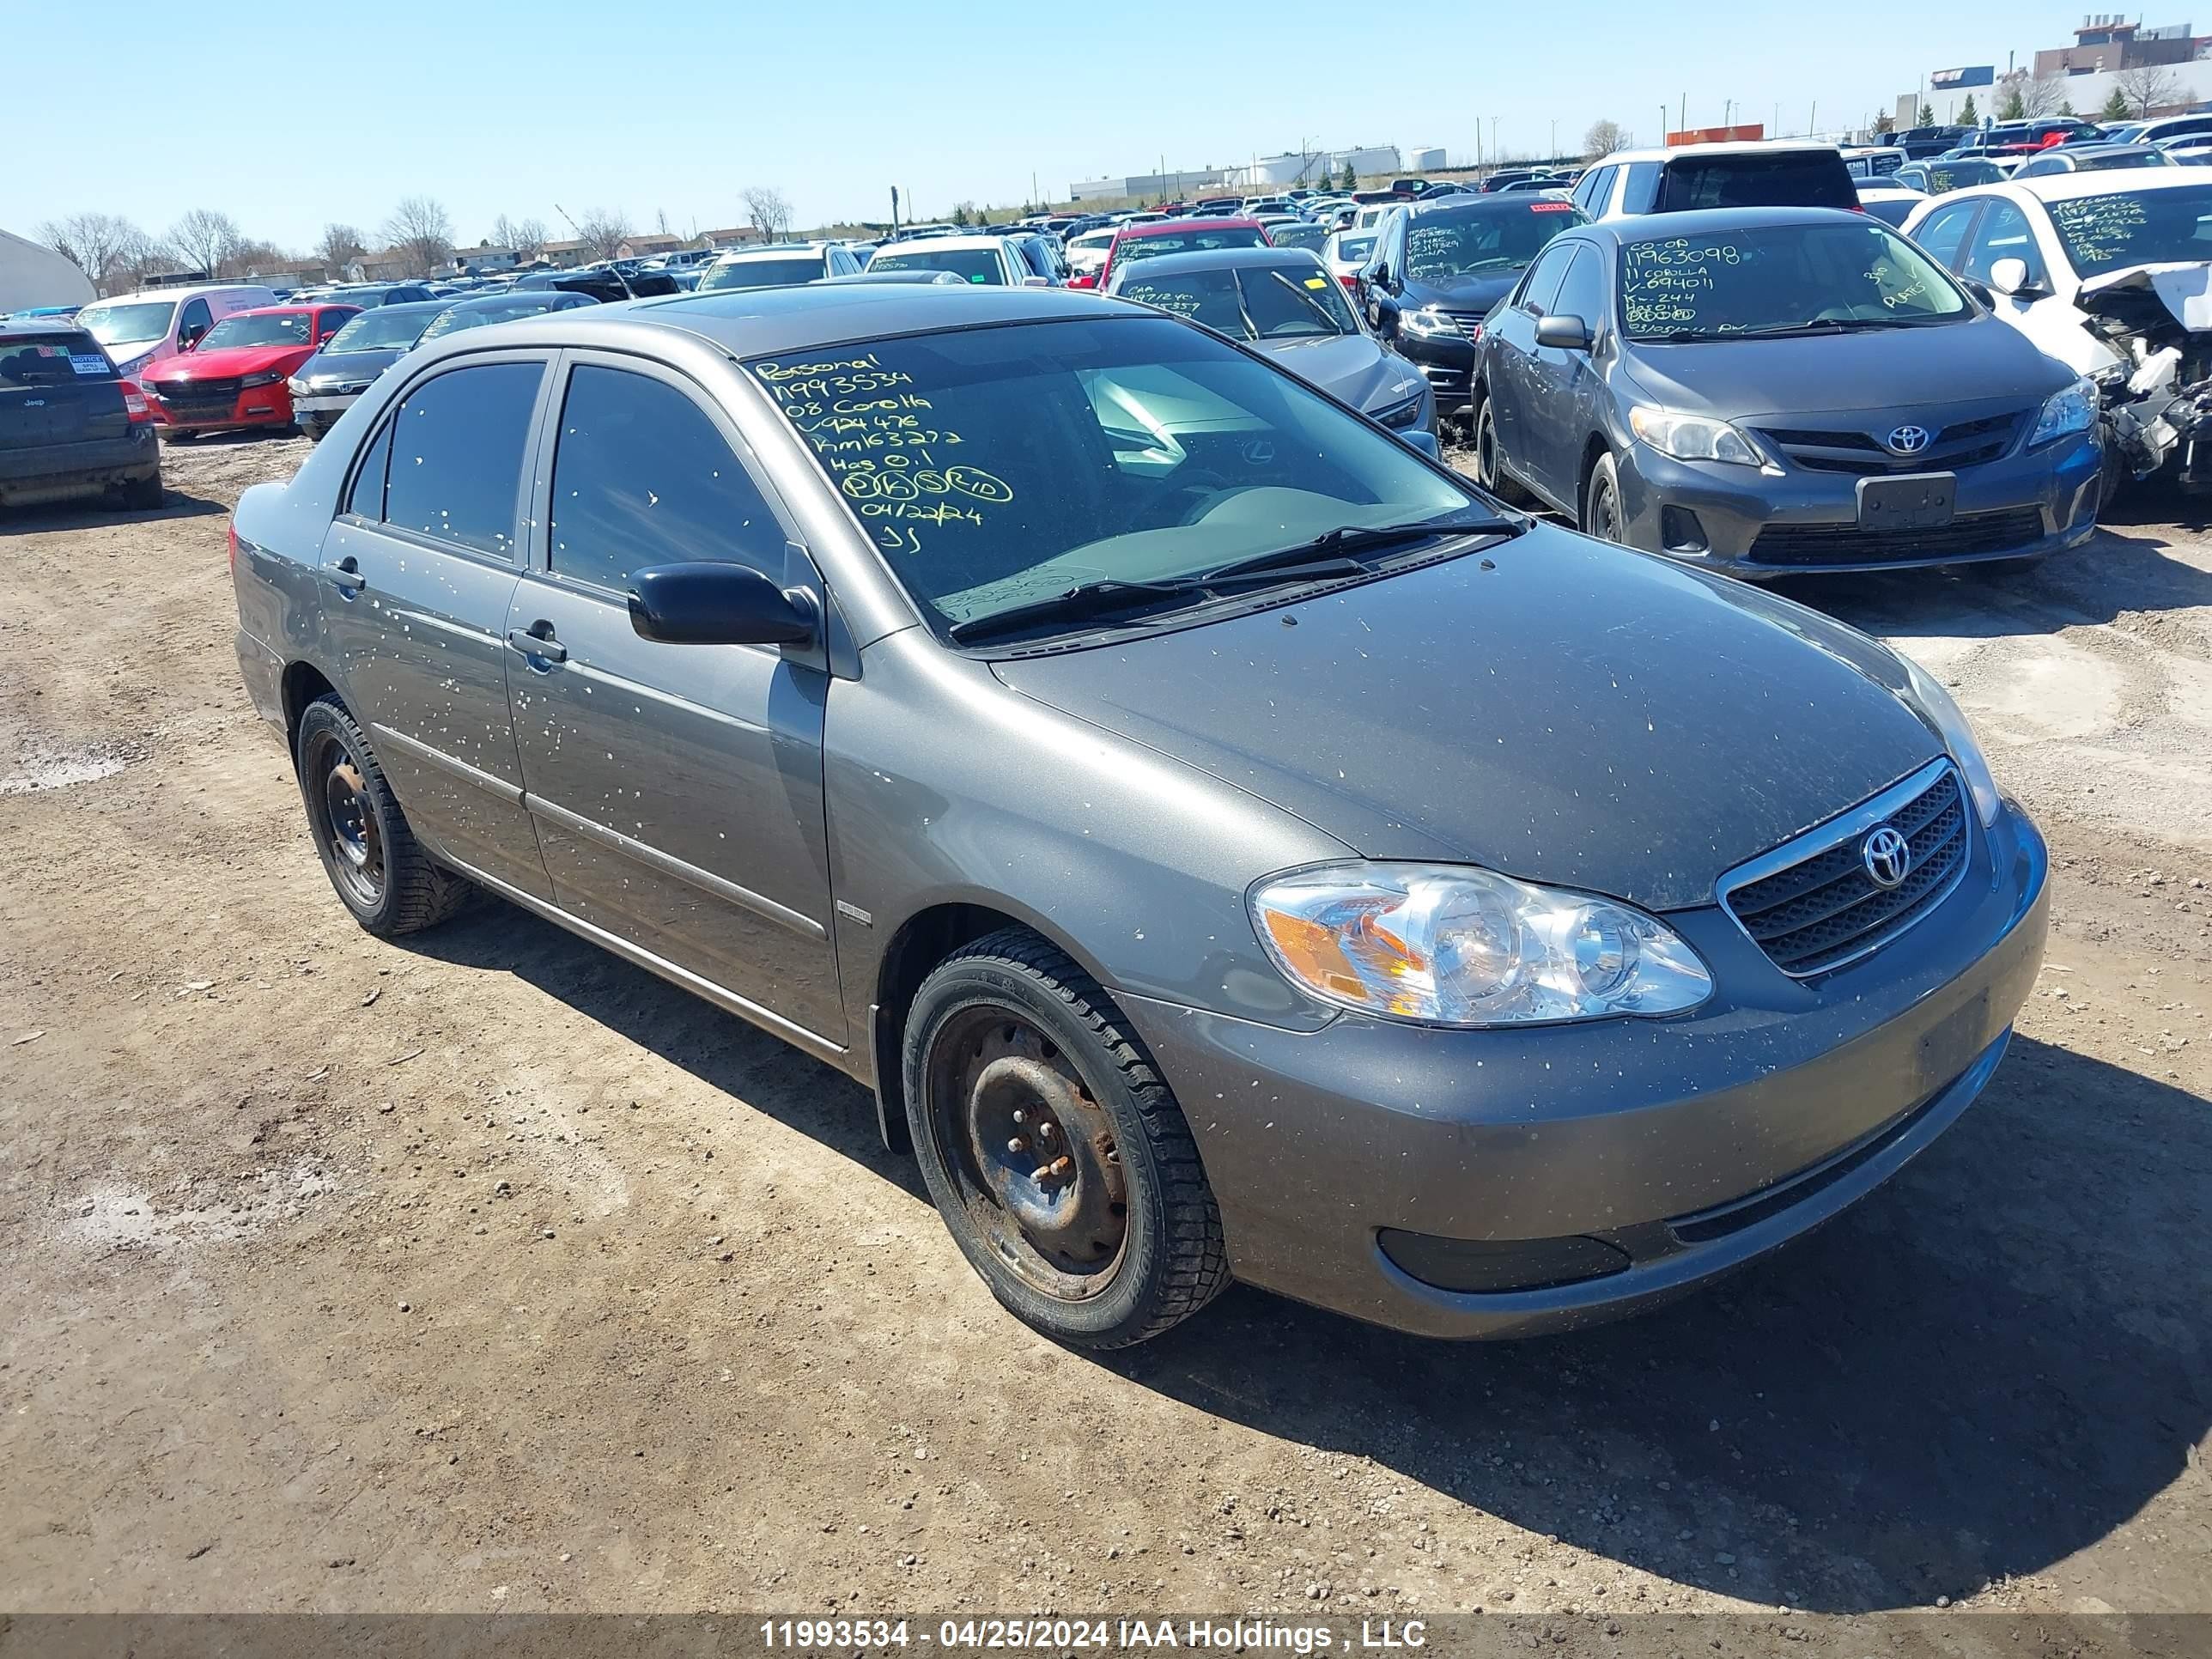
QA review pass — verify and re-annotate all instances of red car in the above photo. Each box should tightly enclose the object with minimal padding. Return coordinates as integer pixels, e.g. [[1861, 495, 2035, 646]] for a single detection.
[[141, 303, 360, 434], [1069, 217, 1273, 290]]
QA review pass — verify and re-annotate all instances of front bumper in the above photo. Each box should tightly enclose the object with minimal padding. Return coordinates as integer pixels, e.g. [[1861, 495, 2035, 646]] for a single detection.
[[1395, 332, 1479, 415], [1121, 799, 2049, 1340], [1613, 432, 2102, 575], [146, 381, 297, 433], [0, 428, 159, 505]]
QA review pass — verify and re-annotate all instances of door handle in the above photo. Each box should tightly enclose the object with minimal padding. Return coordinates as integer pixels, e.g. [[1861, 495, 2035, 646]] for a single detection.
[[506, 623, 568, 664], [325, 556, 365, 593]]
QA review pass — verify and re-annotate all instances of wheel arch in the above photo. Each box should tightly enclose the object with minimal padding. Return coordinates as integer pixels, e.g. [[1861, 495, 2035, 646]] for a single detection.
[[281, 661, 343, 750]]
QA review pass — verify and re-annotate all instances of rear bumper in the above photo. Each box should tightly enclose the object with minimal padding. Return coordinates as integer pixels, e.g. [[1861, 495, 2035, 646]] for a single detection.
[[1121, 799, 2049, 1340], [0, 428, 158, 504], [1613, 432, 2102, 574]]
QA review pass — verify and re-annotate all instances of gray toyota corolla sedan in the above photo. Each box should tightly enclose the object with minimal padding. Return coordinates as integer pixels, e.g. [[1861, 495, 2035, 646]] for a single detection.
[[228, 285, 2049, 1348]]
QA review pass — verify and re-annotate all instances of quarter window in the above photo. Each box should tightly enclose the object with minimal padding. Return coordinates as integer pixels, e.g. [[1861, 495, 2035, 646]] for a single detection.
[[1962, 201, 2047, 286], [380, 362, 543, 556], [548, 365, 785, 592], [1516, 242, 1577, 314], [1911, 201, 1980, 269], [1549, 246, 1607, 330]]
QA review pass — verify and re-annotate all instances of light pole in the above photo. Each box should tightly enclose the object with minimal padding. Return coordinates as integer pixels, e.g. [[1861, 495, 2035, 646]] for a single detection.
[[1660, 103, 1669, 143]]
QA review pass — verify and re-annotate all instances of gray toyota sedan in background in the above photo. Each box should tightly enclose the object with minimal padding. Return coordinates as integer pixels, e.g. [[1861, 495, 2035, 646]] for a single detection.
[[228, 285, 2049, 1347], [1470, 207, 2103, 574]]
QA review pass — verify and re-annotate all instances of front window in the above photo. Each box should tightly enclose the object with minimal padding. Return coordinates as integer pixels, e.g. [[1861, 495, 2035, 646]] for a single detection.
[[744, 318, 1476, 641], [1620, 221, 1971, 341], [418, 298, 566, 340], [1403, 204, 1583, 283], [698, 255, 824, 291], [2081, 148, 2167, 171], [1925, 161, 2002, 192], [1115, 263, 1358, 340], [198, 312, 316, 351], [1267, 222, 1328, 252], [325, 307, 436, 352], [868, 246, 1005, 283], [2046, 184, 2212, 276], [1115, 227, 1268, 266], [76, 299, 174, 350]]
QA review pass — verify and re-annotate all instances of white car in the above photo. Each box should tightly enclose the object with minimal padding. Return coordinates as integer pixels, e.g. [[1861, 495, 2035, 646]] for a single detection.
[[867, 234, 1053, 287], [73, 283, 279, 381], [1901, 167, 2212, 480], [1321, 228, 1376, 293], [695, 242, 864, 292], [1065, 228, 1118, 280], [1856, 184, 1928, 228]]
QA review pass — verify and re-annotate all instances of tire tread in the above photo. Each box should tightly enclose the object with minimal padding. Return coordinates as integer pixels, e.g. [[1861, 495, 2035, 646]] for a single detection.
[[301, 694, 471, 935]]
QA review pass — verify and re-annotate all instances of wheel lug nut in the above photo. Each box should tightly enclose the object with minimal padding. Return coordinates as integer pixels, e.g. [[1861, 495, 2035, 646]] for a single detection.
[[1007, 1136, 1028, 1155], [1012, 1109, 1027, 1125], [1036, 1121, 1055, 1141]]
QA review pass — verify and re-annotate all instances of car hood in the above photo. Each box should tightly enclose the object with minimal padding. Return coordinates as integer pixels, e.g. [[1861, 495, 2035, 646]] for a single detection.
[[1401, 270, 1522, 314], [1253, 332, 1425, 410], [145, 343, 310, 380], [1617, 313, 2071, 421], [2077, 261, 2212, 330], [293, 345, 406, 387], [992, 526, 1942, 910]]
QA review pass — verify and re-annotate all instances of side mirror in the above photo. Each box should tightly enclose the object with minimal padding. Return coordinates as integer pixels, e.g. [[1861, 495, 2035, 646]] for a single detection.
[[627, 562, 817, 647], [179, 327, 204, 351], [1534, 313, 1593, 350], [1987, 257, 2041, 299], [1021, 274, 1053, 288], [1400, 428, 1442, 459], [1370, 290, 1401, 335], [1960, 277, 1995, 307]]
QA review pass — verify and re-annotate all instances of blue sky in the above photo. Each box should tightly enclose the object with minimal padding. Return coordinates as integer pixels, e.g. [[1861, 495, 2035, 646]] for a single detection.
[[12, 1, 2080, 250]]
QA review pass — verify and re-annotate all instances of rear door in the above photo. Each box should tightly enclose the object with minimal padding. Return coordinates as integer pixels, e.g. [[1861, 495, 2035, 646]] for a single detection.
[[0, 330, 129, 453], [317, 352, 556, 897]]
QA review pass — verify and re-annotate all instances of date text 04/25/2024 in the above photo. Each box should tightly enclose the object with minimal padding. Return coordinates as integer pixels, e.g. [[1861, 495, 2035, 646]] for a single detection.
[[758, 1619, 1430, 1651]]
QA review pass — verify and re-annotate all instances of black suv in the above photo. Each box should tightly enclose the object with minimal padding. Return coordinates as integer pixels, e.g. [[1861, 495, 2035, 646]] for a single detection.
[[0, 321, 161, 510], [1896, 124, 1971, 159]]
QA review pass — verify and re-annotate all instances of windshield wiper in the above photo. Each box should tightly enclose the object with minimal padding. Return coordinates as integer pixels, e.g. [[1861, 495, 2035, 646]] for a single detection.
[[1195, 510, 1515, 582], [947, 560, 1370, 645]]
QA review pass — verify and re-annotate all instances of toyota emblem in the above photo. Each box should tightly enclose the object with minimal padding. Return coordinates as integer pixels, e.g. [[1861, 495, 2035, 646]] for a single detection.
[[1862, 825, 1912, 890], [1885, 424, 1932, 456]]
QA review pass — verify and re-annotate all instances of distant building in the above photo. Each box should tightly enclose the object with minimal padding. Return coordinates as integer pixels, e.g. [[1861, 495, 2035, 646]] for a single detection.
[[1068, 143, 1401, 203], [1409, 146, 1448, 172], [614, 233, 682, 260], [2035, 13, 2207, 76], [540, 239, 588, 268], [702, 227, 767, 250], [0, 228, 95, 311], [453, 243, 519, 274]]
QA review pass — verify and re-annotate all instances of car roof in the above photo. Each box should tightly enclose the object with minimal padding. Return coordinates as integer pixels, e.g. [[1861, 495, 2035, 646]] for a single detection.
[[1595, 140, 1842, 165], [449, 290, 583, 310], [1405, 193, 1579, 220], [1108, 246, 1328, 280], [714, 244, 830, 261], [1856, 186, 1927, 202], [0, 318, 94, 338], [1573, 204, 1880, 245], [1117, 217, 1264, 239], [2002, 167, 2212, 204], [872, 234, 1006, 254], [88, 283, 273, 305]]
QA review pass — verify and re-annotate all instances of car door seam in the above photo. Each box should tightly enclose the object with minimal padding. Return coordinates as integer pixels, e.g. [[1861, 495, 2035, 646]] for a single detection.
[[368, 721, 525, 804]]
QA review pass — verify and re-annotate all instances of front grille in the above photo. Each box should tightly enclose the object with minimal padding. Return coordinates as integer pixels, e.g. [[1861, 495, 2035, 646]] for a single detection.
[[1440, 309, 1489, 337], [1719, 763, 1969, 976], [1755, 410, 2026, 476], [1747, 507, 2045, 566], [154, 377, 241, 419]]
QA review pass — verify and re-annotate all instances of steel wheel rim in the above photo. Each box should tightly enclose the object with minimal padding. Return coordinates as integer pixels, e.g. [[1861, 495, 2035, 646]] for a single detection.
[[1590, 475, 1622, 542], [313, 738, 384, 908], [1477, 405, 1501, 489], [925, 1005, 1128, 1302]]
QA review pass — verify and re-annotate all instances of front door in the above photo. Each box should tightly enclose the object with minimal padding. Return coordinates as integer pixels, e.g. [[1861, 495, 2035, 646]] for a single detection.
[[317, 353, 556, 898], [506, 355, 843, 1046], [1522, 245, 1608, 507]]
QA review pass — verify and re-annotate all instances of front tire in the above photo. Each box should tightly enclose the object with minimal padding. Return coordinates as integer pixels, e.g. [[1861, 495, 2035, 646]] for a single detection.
[[295, 695, 471, 937], [1474, 393, 1532, 505], [1582, 450, 1626, 544], [902, 930, 1229, 1348]]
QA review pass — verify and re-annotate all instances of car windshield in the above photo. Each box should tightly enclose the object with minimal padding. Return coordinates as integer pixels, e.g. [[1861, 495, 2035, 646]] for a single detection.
[[1925, 161, 2003, 191], [2081, 149, 2167, 171], [744, 317, 1474, 639], [1115, 227, 1268, 264], [1404, 204, 1583, 282], [325, 307, 436, 352], [76, 299, 174, 349], [870, 246, 1004, 283], [1620, 221, 1970, 340], [1265, 222, 1328, 252], [418, 298, 564, 339], [699, 255, 823, 291], [2046, 183, 2212, 275], [198, 312, 315, 350], [1115, 263, 1358, 339]]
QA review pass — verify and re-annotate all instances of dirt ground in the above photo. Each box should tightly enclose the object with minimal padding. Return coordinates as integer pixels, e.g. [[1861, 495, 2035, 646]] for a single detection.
[[2, 433, 2206, 1620]]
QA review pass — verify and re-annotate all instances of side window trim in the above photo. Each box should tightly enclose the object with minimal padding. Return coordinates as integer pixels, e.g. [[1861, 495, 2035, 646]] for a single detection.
[[526, 348, 808, 603], [337, 349, 555, 570]]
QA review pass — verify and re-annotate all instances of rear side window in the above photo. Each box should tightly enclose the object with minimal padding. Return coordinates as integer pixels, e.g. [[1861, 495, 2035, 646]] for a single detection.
[[1619, 162, 1662, 215], [380, 362, 543, 556], [548, 365, 785, 592], [1657, 152, 1856, 213], [0, 331, 112, 386]]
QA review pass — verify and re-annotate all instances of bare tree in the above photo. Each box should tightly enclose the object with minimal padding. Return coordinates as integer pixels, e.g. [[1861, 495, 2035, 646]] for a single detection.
[[38, 213, 161, 295], [491, 216, 547, 260], [2022, 72, 2069, 118], [316, 223, 365, 270], [1583, 118, 1626, 160], [380, 196, 454, 276], [2117, 63, 2182, 117], [742, 185, 795, 240], [167, 208, 243, 277], [573, 207, 630, 262], [221, 239, 289, 279]]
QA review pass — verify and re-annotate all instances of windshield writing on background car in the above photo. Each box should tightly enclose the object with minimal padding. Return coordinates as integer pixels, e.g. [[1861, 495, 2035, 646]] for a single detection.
[[2047, 185, 2212, 274], [198, 313, 316, 351], [698, 256, 823, 291], [1117, 265, 1358, 340], [869, 246, 1003, 283], [1115, 228, 1267, 265], [75, 300, 174, 349], [325, 308, 435, 352], [1404, 206, 1582, 283], [1620, 222, 1970, 339], [745, 319, 1472, 636]]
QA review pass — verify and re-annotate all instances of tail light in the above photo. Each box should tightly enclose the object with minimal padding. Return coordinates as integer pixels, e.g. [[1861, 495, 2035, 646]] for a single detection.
[[120, 380, 155, 422], [1340, 273, 1358, 290]]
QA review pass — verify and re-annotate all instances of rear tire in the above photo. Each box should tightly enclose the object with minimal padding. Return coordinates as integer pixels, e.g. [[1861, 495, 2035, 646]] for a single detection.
[[1474, 392, 1532, 505], [1582, 451, 1626, 543], [902, 929, 1229, 1348], [295, 695, 472, 937]]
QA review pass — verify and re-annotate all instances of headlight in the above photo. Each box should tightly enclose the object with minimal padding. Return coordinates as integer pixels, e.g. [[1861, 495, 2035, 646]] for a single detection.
[[1899, 653, 2002, 826], [284, 377, 308, 397], [1398, 307, 1461, 340], [240, 370, 284, 389], [1250, 862, 1711, 1026], [1371, 392, 1425, 429], [2030, 374, 2097, 447], [1629, 406, 1765, 465]]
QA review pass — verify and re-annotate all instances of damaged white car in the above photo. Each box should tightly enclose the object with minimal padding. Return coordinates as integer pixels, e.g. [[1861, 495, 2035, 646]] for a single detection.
[[1904, 171, 2212, 489]]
